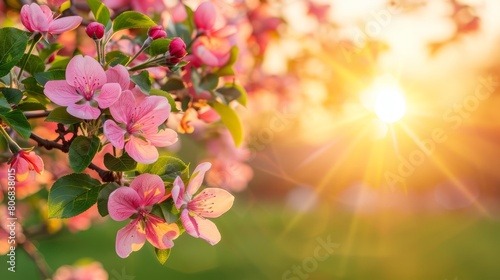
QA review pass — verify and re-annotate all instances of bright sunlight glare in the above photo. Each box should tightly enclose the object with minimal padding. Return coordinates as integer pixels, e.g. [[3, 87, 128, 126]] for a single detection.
[[374, 88, 407, 123]]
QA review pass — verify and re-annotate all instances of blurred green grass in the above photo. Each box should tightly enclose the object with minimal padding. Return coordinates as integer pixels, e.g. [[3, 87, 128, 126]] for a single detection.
[[2, 200, 500, 280]]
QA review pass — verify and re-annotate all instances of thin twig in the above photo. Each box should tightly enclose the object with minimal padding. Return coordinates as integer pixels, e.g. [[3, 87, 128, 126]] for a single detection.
[[19, 238, 52, 280], [24, 111, 51, 119]]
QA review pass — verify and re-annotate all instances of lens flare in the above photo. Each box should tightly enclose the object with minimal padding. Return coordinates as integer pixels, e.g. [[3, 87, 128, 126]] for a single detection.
[[374, 88, 407, 123]]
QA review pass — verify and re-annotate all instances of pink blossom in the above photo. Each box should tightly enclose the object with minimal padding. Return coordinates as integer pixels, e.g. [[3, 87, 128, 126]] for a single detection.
[[192, 36, 231, 67], [86, 22, 105, 40], [53, 261, 108, 280], [103, 90, 178, 164], [194, 2, 216, 32], [171, 162, 234, 245], [108, 174, 180, 258], [167, 37, 187, 64], [44, 55, 126, 119], [148, 25, 167, 40], [10, 150, 44, 182], [20, 3, 82, 36], [103, 0, 165, 14], [170, 1, 188, 23]]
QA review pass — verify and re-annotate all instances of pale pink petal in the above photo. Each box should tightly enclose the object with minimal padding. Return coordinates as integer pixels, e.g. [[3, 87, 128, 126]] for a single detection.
[[181, 209, 221, 245], [48, 16, 82, 34], [40, 5, 53, 19], [26, 151, 44, 174], [144, 214, 179, 249], [146, 128, 178, 147], [125, 135, 159, 164], [187, 162, 211, 197], [116, 219, 146, 258], [108, 187, 141, 221], [29, 3, 50, 32], [20, 5, 34, 32], [67, 102, 101, 120], [194, 45, 219, 67], [194, 2, 216, 31], [134, 96, 170, 131], [103, 120, 125, 149], [106, 65, 130, 90], [12, 157, 30, 181], [171, 177, 187, 209], [129, 173, 165, 207], [44, 80, 82, 106], [190, 188, 234, 218], [109, 90, 135, 124], [66, 55, 106, 91], [94, 83, 121, 108]]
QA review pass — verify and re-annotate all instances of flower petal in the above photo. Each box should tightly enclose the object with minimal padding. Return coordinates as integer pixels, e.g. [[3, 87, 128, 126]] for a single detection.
[[187, 162, 211, 197], [146, 128, 178, 147], [48, 16, 82, 34], [181, 209, 221, 245], [190, 188, 234, 218], [94, 83, 121, 108], [125, 135, 158, 164], [145, 214, 179, 249], [135, 96, 170, 132], [116, 219, 146, 258], [108, 187, 141, 221], [67, 102, 101, 120], [66, 55, 106, 92], [28, 3, 50, 32], [44, 80, 82, 106], [109, 90, 135, 124], [171, 177, 186, 209], [130, 173, 165, 207], [103, 120, 125, 149], [106, 64, 130, 90]]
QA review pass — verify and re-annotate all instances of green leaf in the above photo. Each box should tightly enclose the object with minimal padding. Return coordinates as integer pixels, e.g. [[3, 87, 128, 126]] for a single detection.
[[152, 199, 179, 223], [21, 77, 44, 95], [38, 43, 63, 62], [97, 182, 120, 217], [0, 88, 23, 106], [155, 248, 171, 265], [136, 156, 189, 182], [113, 11, 156, 32], [215, 83, 247, 106], [35, 70, 65, 86], [200, 73, 219, 91], [149, 38, 171, 56], [69, 136, 101, 173], [0, 95, 11, 114], [104, 152, 137, 171], [17, 92, 49, 111], [130, 71, 151, 94], [47, 174, 101, 218], [1, 110, 31, 139], [16, 54, 45, 76], [161, 77, 185, 92], [150, 88, 179, 112], [215, 46, 239, 77], [105, 51, 130, 66], [48, 56, 71, 70], [87, 0, 111, 26], [45, 107, 82, 125], [0, 28, 29, 77], [211, 102, 243, 146]]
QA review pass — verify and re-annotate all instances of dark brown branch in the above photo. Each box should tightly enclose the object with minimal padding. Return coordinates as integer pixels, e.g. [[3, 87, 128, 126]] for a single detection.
[[30, 132, 117, 183]]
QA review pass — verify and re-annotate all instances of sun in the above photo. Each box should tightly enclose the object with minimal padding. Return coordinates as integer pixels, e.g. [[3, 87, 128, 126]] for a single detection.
[[374, 88, 407, 123]]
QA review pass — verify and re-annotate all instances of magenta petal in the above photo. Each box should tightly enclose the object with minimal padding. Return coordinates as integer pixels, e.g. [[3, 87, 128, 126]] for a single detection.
[[116, 219, 146, 258], [125, 135, 158, 164], [44, 80, 82, 106], [67, 102, 101, 120], [171, 177, 187, 209], [180, 209, 199, 238], [108, 187, 141, 221], [187, 162, 212, 197], [145, 214, 179, 249], [94, 83, 121, 108], [110, 90, 135, 124], [106, 64, 130, 90], [146, 128, 178, 147], [48, 16, 82, 34], [129, 174, 165, 207], [190, 188, 234, 218], [103, 120, 125, 149], [66, 55, 106, 91]]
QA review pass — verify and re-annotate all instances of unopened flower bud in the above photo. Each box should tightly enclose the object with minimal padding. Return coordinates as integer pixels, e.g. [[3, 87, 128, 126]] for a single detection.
[[168, 38, 187, 62], [148, 25, 167, 40], [86, 22, 105, 40]]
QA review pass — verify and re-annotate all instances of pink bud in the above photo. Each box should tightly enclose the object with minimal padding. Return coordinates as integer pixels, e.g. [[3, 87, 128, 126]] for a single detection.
[[194, 2, 216, 32], [148, 25, 167, 40], [86, 22, 105, 40], [168, 38, 187, 64]]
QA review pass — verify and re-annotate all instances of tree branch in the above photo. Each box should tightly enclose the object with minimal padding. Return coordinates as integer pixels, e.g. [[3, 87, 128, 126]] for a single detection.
[[19, 238, 52, 280], [24, 111, 51, 119]]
